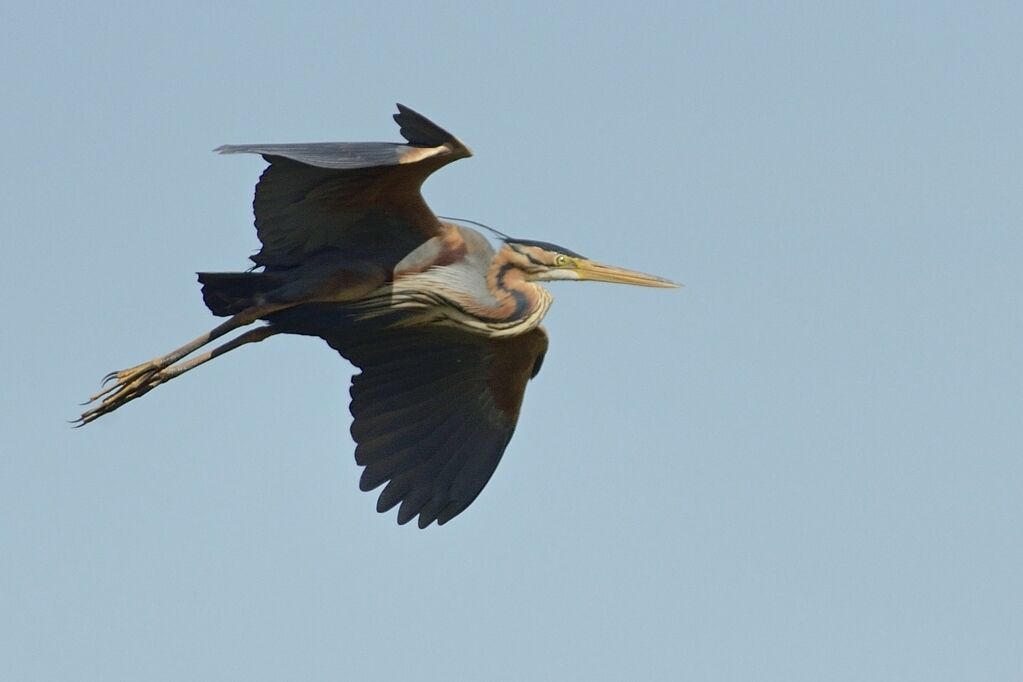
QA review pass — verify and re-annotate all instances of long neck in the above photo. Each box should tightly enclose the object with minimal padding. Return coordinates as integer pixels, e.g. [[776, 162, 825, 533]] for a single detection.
[[478, 256, 553, 333], [376, 244, 552, 338]]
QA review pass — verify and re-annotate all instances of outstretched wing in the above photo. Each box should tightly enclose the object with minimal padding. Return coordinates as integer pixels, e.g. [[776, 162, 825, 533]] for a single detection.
[[216, 104, 472, 269], [331, 324, 549, 528]]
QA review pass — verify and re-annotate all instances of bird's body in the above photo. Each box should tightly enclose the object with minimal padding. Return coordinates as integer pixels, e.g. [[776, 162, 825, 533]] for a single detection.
[[79, 105, 677, 527]]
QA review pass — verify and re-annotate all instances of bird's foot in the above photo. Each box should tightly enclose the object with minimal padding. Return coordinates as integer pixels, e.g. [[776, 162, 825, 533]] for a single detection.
[[75, 362, 169, 426]]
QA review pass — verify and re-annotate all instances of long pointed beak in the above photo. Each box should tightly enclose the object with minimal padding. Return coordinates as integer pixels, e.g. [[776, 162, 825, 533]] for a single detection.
[[575, 259, 681, 288]]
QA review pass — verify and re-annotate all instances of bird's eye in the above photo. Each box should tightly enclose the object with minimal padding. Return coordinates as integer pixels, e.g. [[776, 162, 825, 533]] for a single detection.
[[554, 255, 568, 266]]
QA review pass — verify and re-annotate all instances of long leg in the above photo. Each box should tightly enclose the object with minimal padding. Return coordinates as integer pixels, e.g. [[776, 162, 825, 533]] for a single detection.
[[76, 323, 282, 426], [98, 303, 289, 391]]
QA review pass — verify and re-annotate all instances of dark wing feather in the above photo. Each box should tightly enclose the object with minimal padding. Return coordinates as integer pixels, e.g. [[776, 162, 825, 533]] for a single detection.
[[331, 324, 549, 528], [215, 104, 471, 269]]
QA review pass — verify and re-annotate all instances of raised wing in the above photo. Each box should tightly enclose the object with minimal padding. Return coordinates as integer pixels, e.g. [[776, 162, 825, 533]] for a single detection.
[[215, 104, 472, 269], [330, 323, 549, 528]]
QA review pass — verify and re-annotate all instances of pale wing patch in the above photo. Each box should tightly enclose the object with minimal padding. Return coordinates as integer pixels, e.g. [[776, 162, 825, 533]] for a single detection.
[[398, 145, 449, 164]]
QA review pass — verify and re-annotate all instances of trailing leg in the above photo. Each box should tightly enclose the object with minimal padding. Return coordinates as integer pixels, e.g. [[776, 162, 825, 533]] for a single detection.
[[76, 318, 282, 425]]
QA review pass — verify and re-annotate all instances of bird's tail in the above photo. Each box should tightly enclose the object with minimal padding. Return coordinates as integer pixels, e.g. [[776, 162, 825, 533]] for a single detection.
[[197, 271, 283, 317]]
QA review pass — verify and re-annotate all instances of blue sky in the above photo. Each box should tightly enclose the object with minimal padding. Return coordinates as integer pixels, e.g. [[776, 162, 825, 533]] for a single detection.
[[3, 2, 1021, 680]]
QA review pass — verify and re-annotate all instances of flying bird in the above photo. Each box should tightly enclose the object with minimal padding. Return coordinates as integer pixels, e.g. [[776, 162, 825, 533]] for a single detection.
[[78, 104, 678, 527]]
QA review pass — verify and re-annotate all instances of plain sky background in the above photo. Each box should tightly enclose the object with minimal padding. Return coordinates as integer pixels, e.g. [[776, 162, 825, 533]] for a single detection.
[[3, 2, 1021, 680]]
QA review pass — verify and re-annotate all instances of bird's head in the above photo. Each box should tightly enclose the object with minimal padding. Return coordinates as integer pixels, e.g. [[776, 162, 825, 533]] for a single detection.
[[502, 238, 680, 288]]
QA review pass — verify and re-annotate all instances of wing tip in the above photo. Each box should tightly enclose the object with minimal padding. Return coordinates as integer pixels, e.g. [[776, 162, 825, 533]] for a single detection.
[[392, 103, 472, 157]]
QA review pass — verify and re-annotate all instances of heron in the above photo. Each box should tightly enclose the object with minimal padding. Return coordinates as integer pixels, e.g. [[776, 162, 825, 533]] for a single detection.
[[78, 104, 679, 527]]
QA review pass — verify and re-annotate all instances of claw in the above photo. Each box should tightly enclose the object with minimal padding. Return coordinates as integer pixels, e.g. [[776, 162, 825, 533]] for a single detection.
[[89, 366, 152, 402], [77, 363, 165, 426], [88, 382, 121, 403]]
